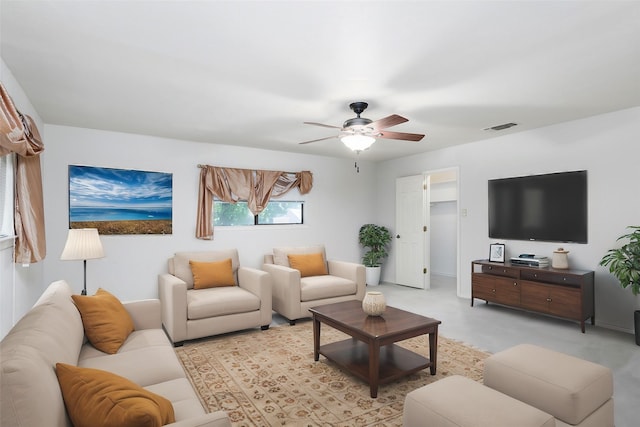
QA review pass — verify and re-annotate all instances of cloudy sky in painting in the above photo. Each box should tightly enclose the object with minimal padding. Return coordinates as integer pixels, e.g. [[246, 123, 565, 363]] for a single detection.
[[69, 165, 172, 208]]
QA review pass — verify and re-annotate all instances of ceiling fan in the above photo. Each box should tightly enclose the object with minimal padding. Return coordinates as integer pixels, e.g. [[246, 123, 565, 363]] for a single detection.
[[301, 102, 425, 152]]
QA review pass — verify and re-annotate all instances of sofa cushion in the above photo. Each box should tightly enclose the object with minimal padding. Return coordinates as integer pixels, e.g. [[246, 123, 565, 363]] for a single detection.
[[144, 378, 207, 421], [300, 275, 357, 302], [187, 287, 261, 320], [273, 245, 326, 267], [171, 250, 239, 289], [72, 288, 135, 354], [55, 362, 175, 427], [403, 375, 555, 427], [190, 258, 236, 289], [484, 343, 613, 426], [288, 253, 328, 277], [78, 330, 187, 387]]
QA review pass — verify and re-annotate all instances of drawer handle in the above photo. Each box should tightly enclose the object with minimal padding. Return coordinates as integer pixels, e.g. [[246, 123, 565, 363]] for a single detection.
[[513, 283, 518, 286], [503, 269, 507, 273], [492, 289, 496, 293], [563, 277, 567, 281], [546, 298, 552, 302]]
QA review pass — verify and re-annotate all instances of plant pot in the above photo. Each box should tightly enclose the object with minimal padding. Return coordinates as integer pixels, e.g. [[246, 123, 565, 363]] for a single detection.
[[635, 310, 640, 346], [365, 266, 381, 287]]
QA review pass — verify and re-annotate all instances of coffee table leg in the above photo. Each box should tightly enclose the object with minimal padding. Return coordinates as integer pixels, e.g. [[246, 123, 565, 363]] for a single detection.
[[429, 328, 438, 375], [313, 316, 320, 362], [368, 340, 380, 398]]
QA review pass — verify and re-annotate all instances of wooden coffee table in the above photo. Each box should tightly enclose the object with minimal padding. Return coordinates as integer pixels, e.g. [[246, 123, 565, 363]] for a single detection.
[[309, 300, 441, 398]]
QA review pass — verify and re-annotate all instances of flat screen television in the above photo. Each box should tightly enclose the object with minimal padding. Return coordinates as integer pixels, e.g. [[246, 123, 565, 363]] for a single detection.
[[488, 170, 587, 243]]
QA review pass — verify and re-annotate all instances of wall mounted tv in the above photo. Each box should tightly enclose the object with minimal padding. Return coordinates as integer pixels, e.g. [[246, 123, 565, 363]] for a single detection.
[[488, 170, 587, 243]]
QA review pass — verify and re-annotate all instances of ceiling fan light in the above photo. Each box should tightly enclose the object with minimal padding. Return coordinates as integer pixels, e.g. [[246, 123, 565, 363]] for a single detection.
[[341, 134, 375, 151]]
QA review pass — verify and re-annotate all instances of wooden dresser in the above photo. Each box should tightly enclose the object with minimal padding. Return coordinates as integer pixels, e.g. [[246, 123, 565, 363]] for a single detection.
[[471, 259, 595, 332]]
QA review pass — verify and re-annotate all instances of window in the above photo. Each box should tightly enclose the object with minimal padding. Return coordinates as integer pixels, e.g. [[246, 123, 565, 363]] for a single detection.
[[0, 154, 15, 236], [214, 200, 303, 226]]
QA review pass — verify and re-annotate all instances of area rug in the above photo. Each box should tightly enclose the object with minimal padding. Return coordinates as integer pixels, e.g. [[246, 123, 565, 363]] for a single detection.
[[175, 321, 488, 426]]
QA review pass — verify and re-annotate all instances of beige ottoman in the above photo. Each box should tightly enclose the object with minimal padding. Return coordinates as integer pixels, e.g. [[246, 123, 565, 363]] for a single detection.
[[403, 375, 555, 427], [484, 344, 614, 427]]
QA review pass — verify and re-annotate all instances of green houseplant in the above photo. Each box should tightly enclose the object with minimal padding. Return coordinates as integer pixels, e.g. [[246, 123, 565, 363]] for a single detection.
[[599, 225, 640, 345], [359, 224, 392, 286]]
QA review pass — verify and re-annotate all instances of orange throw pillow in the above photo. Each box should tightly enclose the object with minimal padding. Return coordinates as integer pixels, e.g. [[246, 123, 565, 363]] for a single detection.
[[55, 363, 175, 427], [287, 253, 328, 277], [190, 258, 236, 289], [72, 288, 135, 354]]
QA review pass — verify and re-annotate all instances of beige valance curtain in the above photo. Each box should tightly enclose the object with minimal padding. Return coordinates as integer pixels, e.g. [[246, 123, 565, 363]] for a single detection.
[[196, 165, 313, 240], [0, 82, 46, 263]]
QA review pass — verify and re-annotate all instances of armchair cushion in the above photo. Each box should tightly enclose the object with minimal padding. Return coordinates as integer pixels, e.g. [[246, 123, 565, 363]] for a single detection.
[[190, 259, 235, 289], [72, 289, 135, 354], [287, 253, 328, 277], [300, 275, 356, 302], [187, 287, 261, 320]]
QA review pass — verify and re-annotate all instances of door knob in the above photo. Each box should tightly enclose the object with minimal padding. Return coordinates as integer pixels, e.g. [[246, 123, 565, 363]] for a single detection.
[[396, 234, 400, 238]]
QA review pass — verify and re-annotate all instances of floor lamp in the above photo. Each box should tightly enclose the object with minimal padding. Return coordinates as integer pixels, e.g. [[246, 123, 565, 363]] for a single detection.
[[60, 228, 105, 295]]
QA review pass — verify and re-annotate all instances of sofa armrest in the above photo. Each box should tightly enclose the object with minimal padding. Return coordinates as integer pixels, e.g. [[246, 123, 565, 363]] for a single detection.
[[167, 411, 231, 427], [262, 263, 301, 320], [158, 273, 188, 344], [122, 299, 161, 330], [327, 260, 366, 300], [238, 267, 272, 326], [238, 267, 271, 299]]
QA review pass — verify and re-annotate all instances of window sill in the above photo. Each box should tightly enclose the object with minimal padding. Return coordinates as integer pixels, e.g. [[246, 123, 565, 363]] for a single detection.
[[0, 235, 16, 251]]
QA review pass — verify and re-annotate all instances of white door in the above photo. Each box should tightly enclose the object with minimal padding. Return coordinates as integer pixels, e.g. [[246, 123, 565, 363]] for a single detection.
[[395, 175, 428, 289]]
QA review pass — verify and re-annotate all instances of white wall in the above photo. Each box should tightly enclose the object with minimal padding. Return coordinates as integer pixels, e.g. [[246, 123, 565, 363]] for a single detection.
[[40, 125, 376, 302], [375, 107, 640, 333]]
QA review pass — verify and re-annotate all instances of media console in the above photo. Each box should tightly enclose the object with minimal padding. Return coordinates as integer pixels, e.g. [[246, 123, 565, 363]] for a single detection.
[[471, 259, 595, 333]]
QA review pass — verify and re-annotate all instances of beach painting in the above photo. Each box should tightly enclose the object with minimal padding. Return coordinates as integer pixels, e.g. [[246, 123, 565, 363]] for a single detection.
[[68, 165, 173, 235]]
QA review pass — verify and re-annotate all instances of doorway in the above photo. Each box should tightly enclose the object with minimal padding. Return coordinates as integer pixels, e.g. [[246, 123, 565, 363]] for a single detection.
[[395, 167, 459, 292]]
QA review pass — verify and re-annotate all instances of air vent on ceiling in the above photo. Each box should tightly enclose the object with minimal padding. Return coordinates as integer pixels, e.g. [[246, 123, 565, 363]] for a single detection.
[[484, 122, 518, 131]]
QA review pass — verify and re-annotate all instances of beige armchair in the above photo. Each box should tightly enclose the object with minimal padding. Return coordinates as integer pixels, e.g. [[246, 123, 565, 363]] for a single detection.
[[158, 249, 272, 346], [263, 245, 365, 325]]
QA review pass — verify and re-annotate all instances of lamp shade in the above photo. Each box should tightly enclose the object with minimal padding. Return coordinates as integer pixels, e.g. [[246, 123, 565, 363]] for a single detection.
[[341, 134, 376, 151], [60, 228, 105, 261]]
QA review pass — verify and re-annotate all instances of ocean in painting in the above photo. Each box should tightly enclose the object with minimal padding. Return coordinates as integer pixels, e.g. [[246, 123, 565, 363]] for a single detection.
[[70, 206, 172, 222]]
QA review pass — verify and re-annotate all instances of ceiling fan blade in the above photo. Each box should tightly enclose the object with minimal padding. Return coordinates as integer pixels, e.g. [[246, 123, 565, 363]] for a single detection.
[[303, 121, 342, 129], [378, 130, 425, 142], [299, 135, 338, 145], [369, 114, 408, 130]]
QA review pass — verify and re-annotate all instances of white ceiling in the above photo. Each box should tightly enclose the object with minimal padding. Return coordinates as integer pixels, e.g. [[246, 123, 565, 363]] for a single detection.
[[1, 1, 639, 162]]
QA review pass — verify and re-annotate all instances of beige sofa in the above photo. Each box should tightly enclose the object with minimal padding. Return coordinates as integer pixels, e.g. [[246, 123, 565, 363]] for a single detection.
[[159, 249, 272, 345], [0, 280, 231, 427], [263, 245, 366, 324]]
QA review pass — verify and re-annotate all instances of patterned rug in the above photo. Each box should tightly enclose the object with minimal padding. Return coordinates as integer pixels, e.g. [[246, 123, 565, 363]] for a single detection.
[[175, 320, 489, 426]]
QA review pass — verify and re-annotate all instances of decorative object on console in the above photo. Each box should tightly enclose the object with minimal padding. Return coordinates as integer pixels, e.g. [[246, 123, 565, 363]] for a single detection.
[[359, 224, 393, 286], [362, 291, 386, 316], [552, 248, 569, 269], [60, 228, 104, 295], [489, 243, 505, 263], [599, 225, 640, 345]]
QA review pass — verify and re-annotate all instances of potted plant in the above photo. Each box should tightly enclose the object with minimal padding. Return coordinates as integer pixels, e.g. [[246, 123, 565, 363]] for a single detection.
[[599, 225, 640, 346], [359, 224, 392, 286]]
